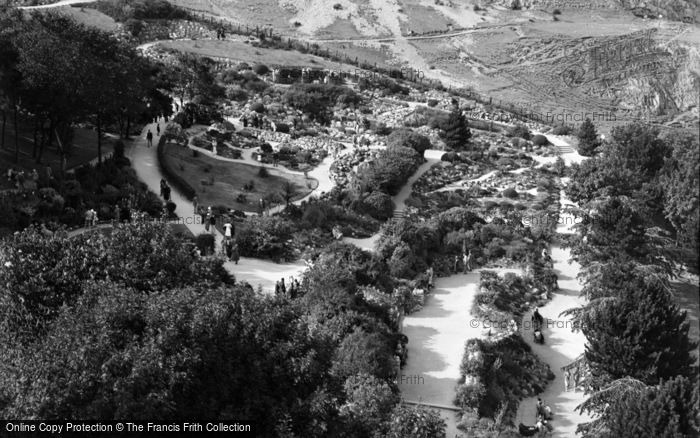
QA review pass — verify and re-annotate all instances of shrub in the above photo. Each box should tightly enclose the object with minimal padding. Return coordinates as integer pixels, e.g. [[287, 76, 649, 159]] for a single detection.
[[553, 8, 561, 14], [532, 134, 548, 146], [252, 63, 269, 75], [427, 99, 438, 107], [551, 124, 572, 135], [195, 233, 215, 255], [333, 3, 342, 9], [225, 85, 248, 102], [386, 128, 431, 155], [502, 187, 519, 199], [250, 102, 265, 113], [507, 124, 531, 140], [274, 122, 290, 133], [258, 167, 270, 178], [360, 191, 395, 221]]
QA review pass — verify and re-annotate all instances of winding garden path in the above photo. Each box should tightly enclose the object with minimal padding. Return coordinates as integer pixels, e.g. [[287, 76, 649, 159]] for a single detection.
[[514, 174, 593, 436], [126, 119, 307, 293]]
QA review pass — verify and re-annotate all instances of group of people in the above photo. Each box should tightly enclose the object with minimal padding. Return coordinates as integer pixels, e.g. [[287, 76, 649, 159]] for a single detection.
[[274, 276, 301, 299], [6, 167, 39, 190], [83, 208, 99, 228], [453, 250, 473, 274]]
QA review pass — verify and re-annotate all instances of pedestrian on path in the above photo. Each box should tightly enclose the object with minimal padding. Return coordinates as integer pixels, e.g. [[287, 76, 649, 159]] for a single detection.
[[231, 242, 240, 264], [209, 210, 216, 235], [453, 255, 459, 273], [157, 124, 161, 136], [193, 195, 199, 214], [146, 130, 153, 147], [204, 207, 212, 233], [223, 217, 233, 240]]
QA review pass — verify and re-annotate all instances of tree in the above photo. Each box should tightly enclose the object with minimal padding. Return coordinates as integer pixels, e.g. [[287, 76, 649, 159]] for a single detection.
[[386, 404, 446, 438], [581, 272, 695, 389], [577, 376, 700, 438], [0, 222, 231, 339], [577, 117, 600, 156], [339, 373, 398, 437], [387, 128, 431, 155], [281, 180, 297, 205], [440, 105, 471, 150], [569, 197, 651, 267], [604, 376, 700, 438], [660, 132, 700, 261], [331, 328, 396, 381]]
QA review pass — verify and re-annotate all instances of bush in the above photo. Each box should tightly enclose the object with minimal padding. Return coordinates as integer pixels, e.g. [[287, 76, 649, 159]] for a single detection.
[[507, 124, 531, 140], [333, 3, 342, 9], [258, 167, 269, 178], [551, 124, 572, 135], [252, 63, 269, 75], [274, 122, 290, 133], [553, 8, 561, 14], [427, 99, 438, 107], [195, 233, 215, 255], [386, 128, 431, 155], [532, 134, 548, 146], [502, 187, 519, 199], [250, 102, 265, 113], [360, 191, 395, 221], [225, 85, 248, 102]]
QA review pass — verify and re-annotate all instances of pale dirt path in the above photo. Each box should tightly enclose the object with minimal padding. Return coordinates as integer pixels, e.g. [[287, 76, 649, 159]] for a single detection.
[[342, 148, 443, 250], [514, 182, 592, 436], [399, 268, 522, 438], [394, 149, 443, 213], [126, 119, 307, 293], [18, 0, 95, 9]]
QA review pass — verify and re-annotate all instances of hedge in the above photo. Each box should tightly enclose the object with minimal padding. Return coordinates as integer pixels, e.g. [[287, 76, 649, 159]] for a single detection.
[[157, 137, 197, 200]]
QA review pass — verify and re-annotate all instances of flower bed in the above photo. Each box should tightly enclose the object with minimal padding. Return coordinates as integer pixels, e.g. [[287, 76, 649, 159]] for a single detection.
[[455, 335, 554, 432]]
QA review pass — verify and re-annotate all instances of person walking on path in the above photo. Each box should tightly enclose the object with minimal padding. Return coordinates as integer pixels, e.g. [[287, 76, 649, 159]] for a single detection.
[[204, 207, 212, 233], [453, 255, 459, 273], [193, 195, 199, 214], [156, 124, 161, 136], [223, 217, 233, 241], [230, 242, 240, 265], [208, 210, 216, 235], [146, 129, 153, 147], [162, 183, 171, 202]]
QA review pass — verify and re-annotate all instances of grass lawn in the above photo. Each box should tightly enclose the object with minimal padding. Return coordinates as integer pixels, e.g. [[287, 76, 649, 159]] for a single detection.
[[162, 143, 317, 212], [0, 119, 114, 190]]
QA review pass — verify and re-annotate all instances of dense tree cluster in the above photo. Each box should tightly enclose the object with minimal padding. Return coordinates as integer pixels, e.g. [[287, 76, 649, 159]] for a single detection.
[[0, 11, 171, 170], [568, 123, 698, 265], [0, 224, 445, 437], [283, 83, 362, 125], [565, 122, 699, 436]]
